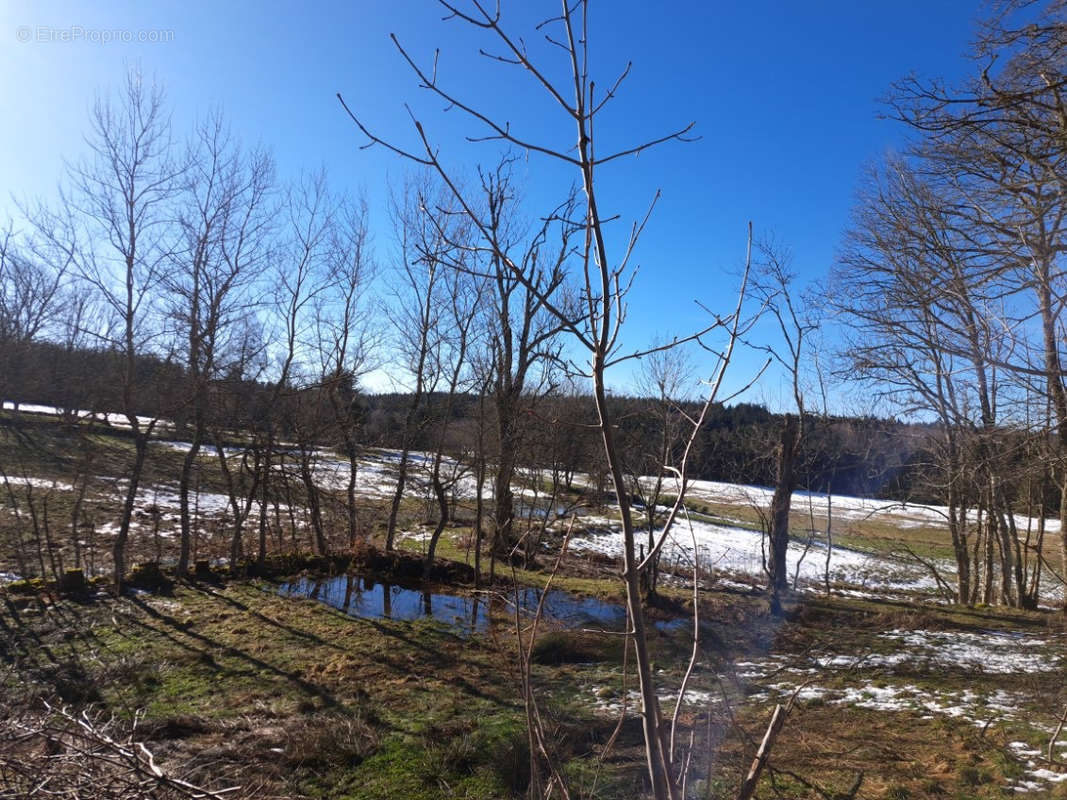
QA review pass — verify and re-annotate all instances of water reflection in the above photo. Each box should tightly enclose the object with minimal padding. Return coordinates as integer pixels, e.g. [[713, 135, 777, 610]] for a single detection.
[[276, 574, 632, 634]]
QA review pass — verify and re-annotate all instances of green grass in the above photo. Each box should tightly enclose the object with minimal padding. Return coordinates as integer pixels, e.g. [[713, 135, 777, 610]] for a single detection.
[[5, 574, 1065, 798]]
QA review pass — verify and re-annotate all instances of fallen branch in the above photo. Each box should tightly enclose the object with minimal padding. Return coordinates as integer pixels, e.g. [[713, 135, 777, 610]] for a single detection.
[[2, 703, 243, 799], [899, 544, 956, 600], [736, 688, 802, 800], [1049, 704, 1067, 765]]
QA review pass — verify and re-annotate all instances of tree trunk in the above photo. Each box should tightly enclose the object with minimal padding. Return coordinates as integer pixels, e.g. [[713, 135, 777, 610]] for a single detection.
[[257, 438, 272, 566], [425, 468, 449, 567], [177, 416, 204, 576], [768, 415, 798, 612], [114, 434, 149, 593], [346, 443, 359, 548], [385, 448, 412, 553], [948, 499, 970, 605], [474, 453, 485, 588], [593, 369, 675, 800], [493, 453, 516, 556], [299, 453, 328, 556]]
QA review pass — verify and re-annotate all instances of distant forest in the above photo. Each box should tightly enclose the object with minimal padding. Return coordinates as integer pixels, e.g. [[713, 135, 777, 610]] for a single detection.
[[7, 338, 947, 503]]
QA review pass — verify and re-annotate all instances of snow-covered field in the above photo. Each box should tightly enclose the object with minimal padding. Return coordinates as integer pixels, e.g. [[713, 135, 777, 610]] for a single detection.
[[570, 514, 942, 596], [567, 474, 1067, 602], [3, 401, 172, 431], [4, 428, 1060, 599], [569, 504, 1065, 605], [0, 475, 75, 492], [644, 474, 1062, 535]]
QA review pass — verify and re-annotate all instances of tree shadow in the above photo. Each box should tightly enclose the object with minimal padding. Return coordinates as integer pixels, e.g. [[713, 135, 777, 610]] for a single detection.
[[126, 595, 341, 709]]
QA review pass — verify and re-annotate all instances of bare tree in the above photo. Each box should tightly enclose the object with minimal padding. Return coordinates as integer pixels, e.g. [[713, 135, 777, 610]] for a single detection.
[[218, 171, 333, 566], [467, 162, 570, 577], [30, 70, 182, 591], [382, 177, 451, 553], [418, 204, 483, 567], [313, 197, 377, 551], [749, 240, 817, 612], [886, 0, 1067, 606], [0, 223, 69, 410], [833, 161, 1031, 605], [265, 172, 336, 560], [337, 5, 750, 794], [167, 111, 275, 575], [628, 344, 696, 598]]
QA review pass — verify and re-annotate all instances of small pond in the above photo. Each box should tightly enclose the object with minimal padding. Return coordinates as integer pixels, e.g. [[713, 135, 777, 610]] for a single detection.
[[277, 574, 639, 634]]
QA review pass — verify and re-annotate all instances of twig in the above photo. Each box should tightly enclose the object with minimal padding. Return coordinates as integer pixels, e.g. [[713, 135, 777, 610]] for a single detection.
[[1049, 704, 1067, 765]]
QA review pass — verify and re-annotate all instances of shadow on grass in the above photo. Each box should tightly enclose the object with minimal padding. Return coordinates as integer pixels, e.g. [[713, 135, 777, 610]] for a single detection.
[[126, 594, 341, 709]]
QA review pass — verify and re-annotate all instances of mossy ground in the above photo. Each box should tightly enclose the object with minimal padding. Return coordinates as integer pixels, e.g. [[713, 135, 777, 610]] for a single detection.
[[2, 581, 545, 798], [3, 575, 1066, 798]]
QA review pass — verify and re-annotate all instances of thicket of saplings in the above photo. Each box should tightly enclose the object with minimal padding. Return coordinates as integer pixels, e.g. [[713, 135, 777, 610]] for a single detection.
[[0, 352, 1056, 597]]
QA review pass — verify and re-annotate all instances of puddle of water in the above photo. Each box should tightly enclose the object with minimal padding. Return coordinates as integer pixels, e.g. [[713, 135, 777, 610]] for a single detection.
[[653, 617, 691, 632], [279, 575, 488, 630], [277, 574, 632, 633]]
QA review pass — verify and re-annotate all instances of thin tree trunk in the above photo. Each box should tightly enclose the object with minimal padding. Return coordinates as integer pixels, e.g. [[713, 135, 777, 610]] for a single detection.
[[474, 453, 486, 587], [177, 416, 204, 575], [768, 415, 798, 612], [592, 358, 675, 800], [425, 470, 449, 567], [299, 452, 328, 555], [258, 438, 272, 566], [114, 434, 149, 593], [385, 448, 412, 553], [346, 444, 359, 548]]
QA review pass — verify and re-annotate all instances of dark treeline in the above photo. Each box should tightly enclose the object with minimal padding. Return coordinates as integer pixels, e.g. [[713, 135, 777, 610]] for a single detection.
[[7, 336, 939, 502], [366, 394, 935, 501]]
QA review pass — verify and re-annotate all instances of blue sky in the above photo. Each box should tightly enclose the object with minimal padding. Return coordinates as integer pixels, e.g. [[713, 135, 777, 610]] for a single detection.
[[0, 1, 979, 407]]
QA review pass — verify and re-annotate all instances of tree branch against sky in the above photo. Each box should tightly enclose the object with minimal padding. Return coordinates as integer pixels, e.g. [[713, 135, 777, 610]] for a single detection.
[[0, 0, 982, 401]]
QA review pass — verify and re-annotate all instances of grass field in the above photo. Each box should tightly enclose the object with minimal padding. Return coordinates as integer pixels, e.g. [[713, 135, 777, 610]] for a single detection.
[[3, 411, 1067, 797]]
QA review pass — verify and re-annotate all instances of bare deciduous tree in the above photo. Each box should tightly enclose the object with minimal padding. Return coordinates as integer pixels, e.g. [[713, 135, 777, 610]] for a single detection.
[[168, 111, 275, 575], [337, 4, 749, 794], [884, 1, 1067, 607], [0, 224, 69, 411], [30, 70, 182, 591], [749, 241, 816, 612], [314, 197, 377, 551]]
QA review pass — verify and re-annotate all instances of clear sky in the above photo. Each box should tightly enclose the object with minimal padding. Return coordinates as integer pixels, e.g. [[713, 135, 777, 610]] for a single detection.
[[0, 1, 980, 407]]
